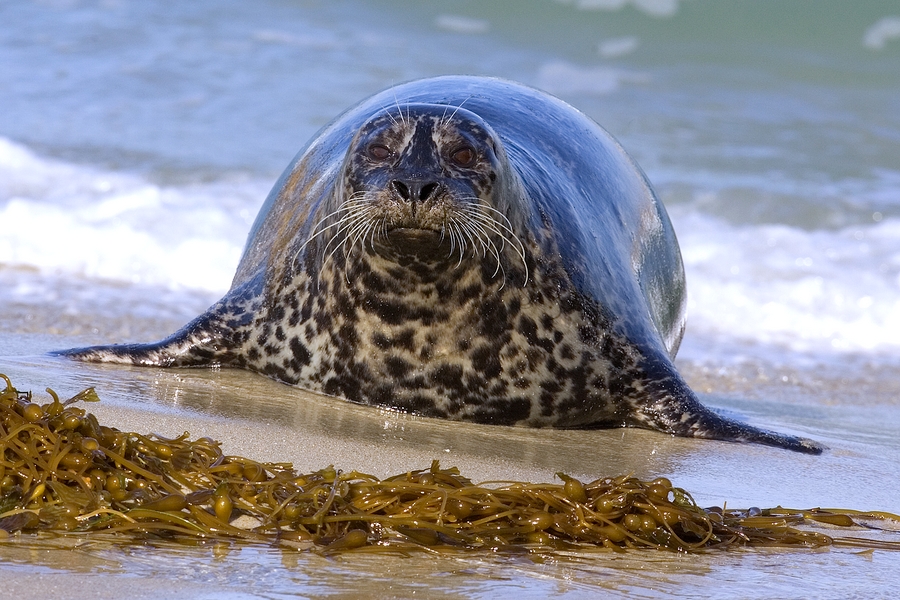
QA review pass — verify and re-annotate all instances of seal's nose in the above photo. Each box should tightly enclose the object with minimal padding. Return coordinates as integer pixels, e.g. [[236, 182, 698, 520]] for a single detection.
[[391, 179, 440, 203]]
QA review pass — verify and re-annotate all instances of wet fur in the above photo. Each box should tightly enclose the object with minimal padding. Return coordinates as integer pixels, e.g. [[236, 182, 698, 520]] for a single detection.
[[55, 77, 823, 454]]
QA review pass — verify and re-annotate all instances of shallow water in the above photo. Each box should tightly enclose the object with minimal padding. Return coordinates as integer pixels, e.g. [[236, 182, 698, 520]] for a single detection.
[[2, 0, 900, 597], [2, 334, 900, 599], [2, 533, 900, 599]]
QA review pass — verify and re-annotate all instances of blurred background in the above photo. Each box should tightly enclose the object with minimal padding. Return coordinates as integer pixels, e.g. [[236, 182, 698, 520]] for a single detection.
[[1, 0, 899, 383]]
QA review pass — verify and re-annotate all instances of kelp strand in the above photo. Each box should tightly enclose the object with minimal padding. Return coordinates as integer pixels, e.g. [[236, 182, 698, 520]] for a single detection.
[[1, 374, 898, 554]]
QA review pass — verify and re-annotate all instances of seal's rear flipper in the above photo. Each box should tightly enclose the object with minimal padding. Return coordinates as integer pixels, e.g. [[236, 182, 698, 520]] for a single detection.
[[52, 311, 235, 369], [656, 403, 826, 454], [633, 368, 825, 454]]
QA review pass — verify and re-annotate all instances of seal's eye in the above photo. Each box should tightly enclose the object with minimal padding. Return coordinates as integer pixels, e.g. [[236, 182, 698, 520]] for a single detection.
[[367, 144, 392, 161], [449, 146, 477, 167]]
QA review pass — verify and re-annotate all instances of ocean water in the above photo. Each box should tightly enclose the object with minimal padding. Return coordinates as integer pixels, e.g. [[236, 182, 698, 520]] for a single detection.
[[2, 0, 898, 363], [1, 0, 900, 597]]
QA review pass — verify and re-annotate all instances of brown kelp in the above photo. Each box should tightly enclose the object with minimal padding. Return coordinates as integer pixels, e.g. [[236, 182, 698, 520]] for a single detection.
[[1, 374, 898, 554]]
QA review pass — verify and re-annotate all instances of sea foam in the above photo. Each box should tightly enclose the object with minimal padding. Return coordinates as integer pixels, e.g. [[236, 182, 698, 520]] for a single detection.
[[2, 137, 897, 356], [0, 137, 264, 294]]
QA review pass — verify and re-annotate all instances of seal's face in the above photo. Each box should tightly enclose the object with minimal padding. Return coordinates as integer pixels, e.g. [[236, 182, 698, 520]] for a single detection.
[[347, 104, 500, 231], [309, 104, 525, 272]]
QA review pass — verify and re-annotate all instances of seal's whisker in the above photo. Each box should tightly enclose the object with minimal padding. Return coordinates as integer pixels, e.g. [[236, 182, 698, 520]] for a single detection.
[[365, 221, 376, 252], [324, 208, 371, 243], [296, 208, 364, 266], [298, 196, 373, 252], [451, 222, 468, 268], [443, 223, 455, 258], [470, 220, 504, 278], [444, 219, 467, 261], [392, 91, 404, 128], [458, 202, 519, 232], [451, 215, 520, 286], [393, 93, 411, 129], [452, 223, 467, 266], [456, 203, 519, 239], [454, 219, 480, 257], [457, 203, 523, 248], [298, 211, 353, 251], [464, 211, 521, 258], [457, 222, 476, 266], [342, 220, 371, 284], [322, 210, 374, 260], [379, 104, 400, 128], [337, 212, 376, 260], [311, 194, 372, 234], [368, 217, 384, 251], [476, 223, 494, 258], [440, 96, 472, 128], [456, 204, 529, 285], [376, 217, 387, 243], [460, 211, 503, 256], [350, 218, 378, 255], [342, 221, 367, 258], [342, 219, 378, 283], [457, 219, 492, 262], [445, 222, 457, 262], [460, 219, 508, 286]]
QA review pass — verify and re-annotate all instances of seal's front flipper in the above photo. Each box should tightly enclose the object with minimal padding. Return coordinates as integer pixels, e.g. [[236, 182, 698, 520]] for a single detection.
[[53, 311, 235, 369]]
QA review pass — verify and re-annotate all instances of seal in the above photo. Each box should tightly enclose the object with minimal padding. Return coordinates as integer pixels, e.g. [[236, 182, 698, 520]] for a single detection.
[[56, 76, 823, 454]]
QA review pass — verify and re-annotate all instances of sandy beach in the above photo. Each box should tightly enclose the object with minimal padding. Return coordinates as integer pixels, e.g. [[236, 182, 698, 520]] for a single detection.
[[2, 272, 899, 598]]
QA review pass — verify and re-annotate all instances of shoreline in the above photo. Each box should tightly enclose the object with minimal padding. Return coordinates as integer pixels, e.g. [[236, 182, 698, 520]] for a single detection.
[[2, 305, 899, 598]]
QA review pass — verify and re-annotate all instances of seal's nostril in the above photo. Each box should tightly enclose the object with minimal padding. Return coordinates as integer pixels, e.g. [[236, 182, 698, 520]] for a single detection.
[[419, 182, 438, 201], [391, 180, 439, 203], [391, 180, 410, 201]]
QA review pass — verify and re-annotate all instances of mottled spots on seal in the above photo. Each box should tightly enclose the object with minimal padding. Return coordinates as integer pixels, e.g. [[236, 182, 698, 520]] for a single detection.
[[55, 76, 823, 454]]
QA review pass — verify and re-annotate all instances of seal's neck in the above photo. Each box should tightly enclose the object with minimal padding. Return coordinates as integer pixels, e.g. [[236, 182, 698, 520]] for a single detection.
[[337, 239, 495, 296]]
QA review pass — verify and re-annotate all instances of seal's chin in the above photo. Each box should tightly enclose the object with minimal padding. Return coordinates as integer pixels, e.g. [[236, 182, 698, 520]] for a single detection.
[[380, 227, 449, 261]]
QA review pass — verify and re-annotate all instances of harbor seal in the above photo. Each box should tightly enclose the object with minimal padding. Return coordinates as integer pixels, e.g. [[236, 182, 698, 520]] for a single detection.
[[57, 76, 822, 454]]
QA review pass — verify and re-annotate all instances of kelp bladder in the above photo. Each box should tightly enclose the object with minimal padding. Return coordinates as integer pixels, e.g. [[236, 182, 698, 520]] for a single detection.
[[1, 374, 898, 554]]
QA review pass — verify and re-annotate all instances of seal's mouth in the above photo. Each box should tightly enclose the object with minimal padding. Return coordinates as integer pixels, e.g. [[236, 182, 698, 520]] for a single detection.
[[385, 227, 443, 248], [389, 227, 441, 239], [375, 226, 453, 261]]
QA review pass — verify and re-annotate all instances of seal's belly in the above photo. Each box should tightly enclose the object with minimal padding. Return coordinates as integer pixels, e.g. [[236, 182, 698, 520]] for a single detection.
[[239, 258, 642, 428]]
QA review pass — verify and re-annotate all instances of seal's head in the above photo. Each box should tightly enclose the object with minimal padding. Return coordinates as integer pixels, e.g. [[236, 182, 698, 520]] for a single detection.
[[307, 103, 527, 276]]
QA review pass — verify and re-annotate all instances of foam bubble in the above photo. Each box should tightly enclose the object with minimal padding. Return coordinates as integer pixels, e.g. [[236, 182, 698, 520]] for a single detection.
[[536, 61, 648, 95], [434, 15, 490, 35], [556, 0, 680, 18], [598, 36, 640, 58], [863, 16, 900, 50], [251, 29, 340, 49]]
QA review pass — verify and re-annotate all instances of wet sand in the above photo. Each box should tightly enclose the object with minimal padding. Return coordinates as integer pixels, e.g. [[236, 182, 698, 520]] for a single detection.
[[1, 278, 899, 598]]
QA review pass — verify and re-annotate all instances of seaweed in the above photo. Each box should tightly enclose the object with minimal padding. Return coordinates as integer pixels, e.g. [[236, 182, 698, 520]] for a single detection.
[[1, 374, 898, 554]]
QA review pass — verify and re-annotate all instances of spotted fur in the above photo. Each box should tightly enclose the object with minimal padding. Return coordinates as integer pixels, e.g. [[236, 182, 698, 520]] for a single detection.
[[56, 77, 823, 454]]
